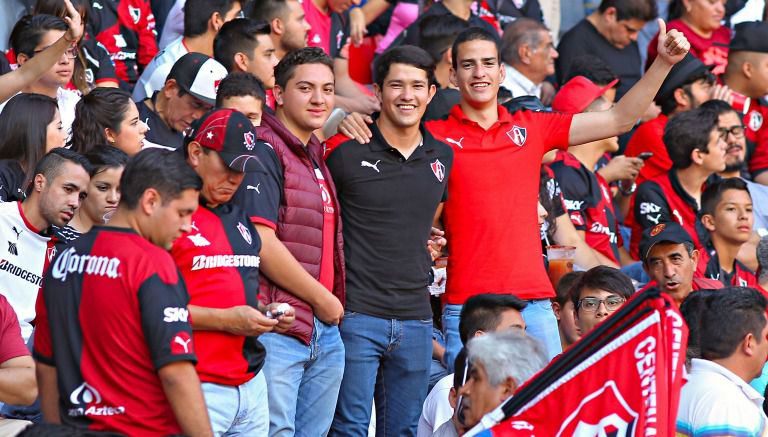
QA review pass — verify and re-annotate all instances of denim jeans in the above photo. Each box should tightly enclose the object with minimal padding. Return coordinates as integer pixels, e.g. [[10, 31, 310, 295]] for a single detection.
[[260, 318, 345, 437], [201, 370, 269, 436], [429, 328, 448, 393], [331, 312, 432, 437], [441, 304, 463, 374]]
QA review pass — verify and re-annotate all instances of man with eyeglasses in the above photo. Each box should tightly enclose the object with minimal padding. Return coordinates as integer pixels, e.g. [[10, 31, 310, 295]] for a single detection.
[[569, 266, 633, 335]]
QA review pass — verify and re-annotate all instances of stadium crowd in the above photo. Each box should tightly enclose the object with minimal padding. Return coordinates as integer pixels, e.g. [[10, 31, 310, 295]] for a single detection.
[[0, 0, 766, 435]]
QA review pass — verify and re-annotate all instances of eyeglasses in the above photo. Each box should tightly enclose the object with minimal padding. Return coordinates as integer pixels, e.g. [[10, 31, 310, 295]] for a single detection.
[[31, 46, 78, 60], [578, 296, 626, 313], [718, 125, 745, 140]]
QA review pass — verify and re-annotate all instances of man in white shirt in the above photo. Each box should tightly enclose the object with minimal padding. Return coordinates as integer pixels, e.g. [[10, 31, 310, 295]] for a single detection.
[[499, 18, 558, 102], [677, 287, 768, 436]]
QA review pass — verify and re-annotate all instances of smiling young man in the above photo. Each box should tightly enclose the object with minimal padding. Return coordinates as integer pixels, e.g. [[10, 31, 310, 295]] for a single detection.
[[213, 18, 279, 90], [325, 45, 454, 436]]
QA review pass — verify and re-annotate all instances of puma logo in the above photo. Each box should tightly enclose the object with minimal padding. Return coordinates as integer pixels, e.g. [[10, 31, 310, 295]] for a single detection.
[[646, 214, 661, 225], [247, 184, 261, 193], [445, 137, 464, 149], [361, 160, 381, 173], [11, 226, 22, 240], [174, 336, 192, 354]]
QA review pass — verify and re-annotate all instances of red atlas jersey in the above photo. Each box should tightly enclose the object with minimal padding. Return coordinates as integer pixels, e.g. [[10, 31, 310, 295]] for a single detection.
[[743, 99, 768, 177], [625, 114, 670, 185]]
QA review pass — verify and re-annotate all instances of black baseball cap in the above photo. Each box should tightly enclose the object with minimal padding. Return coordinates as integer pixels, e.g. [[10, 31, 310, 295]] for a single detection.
[[654, 53, 713, 103], [730, 21, 768, 53], [166, 53, 227, 106], [638, 222, 694, 262], [184, 109, 262, 172]]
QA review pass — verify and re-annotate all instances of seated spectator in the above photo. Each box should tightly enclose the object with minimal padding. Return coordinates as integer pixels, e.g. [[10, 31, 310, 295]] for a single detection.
[[0, 294, 37, 435], [457, 330, 548, 431], [500, 18, 558, 104], [0, 148, 91, 343], [0, 94, 66, 202], [646, 0, 729, 74], [677, 287, 768, 434], [213, 19, 278, 105], [639, 221, 723, 306], [569, 265, 633, 334], [630, 106, 727, 258], [6, 14, 80, 137], [556, 0, 657, 99], [132, 0, 241, 102], [725, 22, 768, 185], [551, 271, 583, 350], [249, 0, 311, 61], [34, 149, 213, 436], [215, 72, 266, 126], [137, 53, 226, 150], [57, 145, 128, 242], [69, 87, 147, 155], [625, 53, 716, 184], [560, 54, 619, 103], [418, 348, 469, 437], [699, 178, 762, 287]]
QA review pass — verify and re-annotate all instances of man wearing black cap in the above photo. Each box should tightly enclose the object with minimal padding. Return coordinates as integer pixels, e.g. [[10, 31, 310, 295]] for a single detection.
[[724, 21, 768, 185], [137, 53, 228, 151], [625, 53, 717, 185], [171, 108, 295, 434], [639, 222, 722, 306]]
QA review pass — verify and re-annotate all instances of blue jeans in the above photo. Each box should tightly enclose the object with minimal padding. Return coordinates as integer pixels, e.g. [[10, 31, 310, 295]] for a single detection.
[[201, 371, 269, 436], [331, 312, 432, 437], [429, 328, 448, 392], [260, 318, 345, 437], [442, 304, 463, 374]]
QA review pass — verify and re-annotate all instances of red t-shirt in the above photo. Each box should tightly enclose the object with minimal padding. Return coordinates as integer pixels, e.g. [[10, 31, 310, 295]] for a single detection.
[[625, 114, 670, 185], [426, 105, 573, 303], [744, 99, 768, 176], [304, 0, 332, 55], [315, 167, 336, 291], [0, 294, 29, 364], [646, 20, 730, 75]]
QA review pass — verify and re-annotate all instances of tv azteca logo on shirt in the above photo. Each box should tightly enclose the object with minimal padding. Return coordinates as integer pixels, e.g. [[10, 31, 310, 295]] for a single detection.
[[68, 382, 126, 417]]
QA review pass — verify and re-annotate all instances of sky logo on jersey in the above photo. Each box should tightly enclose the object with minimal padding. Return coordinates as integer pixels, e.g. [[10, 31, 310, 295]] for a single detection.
[[431, 159, 446, 182], [51, 247, 120, 282], [68, 382, 125, 417], [163, 307, 189, 323], [237, 222, 253, 245], [507, 125, 527, 147]]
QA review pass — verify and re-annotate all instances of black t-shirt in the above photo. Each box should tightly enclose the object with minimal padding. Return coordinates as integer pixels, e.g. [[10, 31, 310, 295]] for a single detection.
[[230, 141, 284, 228], [424, 88, 460, 121], [0, 160, 26, 202], [393, 2, 499, 48], [486, 0, 544, 29], [556, 19, 641, 98], [137, 94, 184, 150], [326, 121, 454, 319], [81, 37, 118, 88]]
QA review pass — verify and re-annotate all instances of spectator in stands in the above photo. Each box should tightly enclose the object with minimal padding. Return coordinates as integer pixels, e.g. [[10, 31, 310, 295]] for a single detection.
[[249, 0, 311, 61], [569, 265, 633, 334], [500, 18, 557, 104], [137, 53, 226, 150], [215, 72, 267, 126], [419, 14, 466, 121], [551, 271, 583, 350], [89, 0, 158, 88], [639, 221, 722, 306], [677, 287, 768, 434], [631, 107, 727, 258], [646, 0, 729, 74], [69, 87, 147, 155], [625, 53, 716, 184], [393, 0, 498, 50], [0, 148, 91, 343], [35, 149, 212, 436], [699, 178, 762, 287], [213, 19, 278, 92], [132, 0, 242, 102], [418, 348, 470, 437], [7, 14, 80, 137], [0, 294, 37, 435], [724, 22, 768, 185], [559, 54, 619, 103], [556, 0, 657, 99], [0, 94, 66, 203], [458, 330, 548, 430], [57, 145, 128, 242]]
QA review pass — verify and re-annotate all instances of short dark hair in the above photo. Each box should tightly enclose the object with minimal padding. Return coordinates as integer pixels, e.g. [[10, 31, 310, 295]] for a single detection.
[[500, 18, 548, 65], [452, 347, 469, 390], [374, 45, 434, 88], [83, 145, 129, 177], [213, 18, 272, 72], [701, 177, 751, 217], [119, 149, 202, 209], [695, 287, 768, 360], [664, 107, 720, 169], [658, 70, 716, 115], [69, 87, 134, 153], [249, 0, 290, 22], [570, 266, 634, 309], [10, 14, 68, 57], [419, 14, 468, 64], [274, 47, 334, 89], [555, 271, 585, 307], [598, 0, 657, 21], [562, 55, 618, 87], [700, 98, 739, 117], [31, 148, 93, 188], [215, 72, 267, 106], [451, 26, 501, 69], [458, 294, 527, 344], [184, 0, 240, 38], [680, 288, 720, 362]]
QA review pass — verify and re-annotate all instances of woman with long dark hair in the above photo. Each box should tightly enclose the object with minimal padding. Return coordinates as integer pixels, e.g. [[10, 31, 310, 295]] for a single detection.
[[0, 93, 66, 202], [69, 87, 147, 155]]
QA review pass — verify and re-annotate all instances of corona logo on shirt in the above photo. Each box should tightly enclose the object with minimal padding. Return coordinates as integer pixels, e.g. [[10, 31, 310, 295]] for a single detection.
[[51, 247, 120, 282], [557, 381, 638, 436], [68, 382, 125, 417]]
